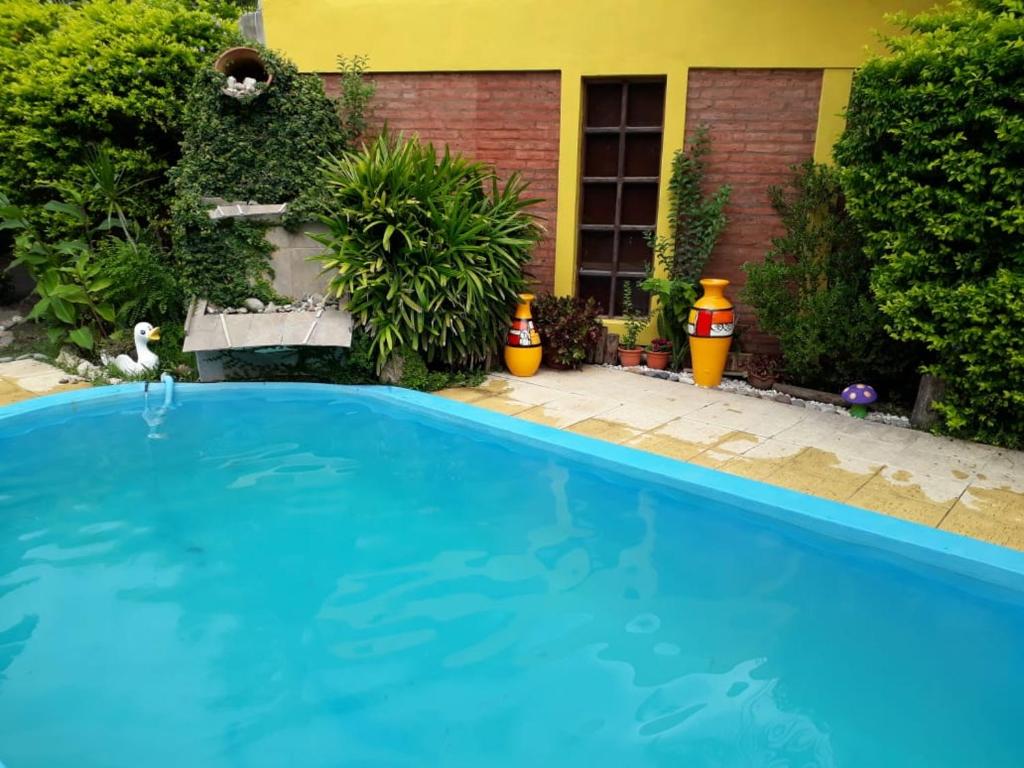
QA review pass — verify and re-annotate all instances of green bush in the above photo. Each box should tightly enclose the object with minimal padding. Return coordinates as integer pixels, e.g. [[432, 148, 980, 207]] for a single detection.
[[834, 0, 1024, 446], [315, 132, 542, 370], [742, 162, 918, 398], [170, 45, 348, 306], [0, 0, 240, 224], [532, 293, 602, 369]]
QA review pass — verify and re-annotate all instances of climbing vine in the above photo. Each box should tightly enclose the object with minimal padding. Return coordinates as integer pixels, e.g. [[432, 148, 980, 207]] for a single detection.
[[170, 47, 368, 306]]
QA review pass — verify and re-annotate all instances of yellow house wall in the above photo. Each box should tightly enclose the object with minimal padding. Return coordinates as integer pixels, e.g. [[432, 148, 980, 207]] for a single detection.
[[262, 0, 933, 341]]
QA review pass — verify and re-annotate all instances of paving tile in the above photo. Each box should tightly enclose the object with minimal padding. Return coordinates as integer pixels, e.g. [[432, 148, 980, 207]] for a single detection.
[[567, 418, 642, 444], [435, 387, 488, 404], [719, 442, 805, 482], [691, 396, 807, 438], [940, 486, 1024, 550], [470, 395, 535, 416], [0, 359, 58, 380], [652, 417, 765, 453], [581, 402, 678, 433], [974, 450, 1024, 493], [0, 377, 35, 407], [625, 432, 706, 462], [515, 394, 621, 429], [847, 474, 955, 527]]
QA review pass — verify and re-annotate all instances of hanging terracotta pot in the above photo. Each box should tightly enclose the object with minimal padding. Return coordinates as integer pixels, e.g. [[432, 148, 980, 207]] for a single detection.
[[504, 293, 542, 377], [687, 279, 734, 388]]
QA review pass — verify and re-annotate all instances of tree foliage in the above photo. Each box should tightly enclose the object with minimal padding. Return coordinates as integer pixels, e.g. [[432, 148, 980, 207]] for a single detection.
[[742, 162, 919, 397], [0, 0, 241, 223], [834, 0, 1024, 446], [315, 132, 542, 370]]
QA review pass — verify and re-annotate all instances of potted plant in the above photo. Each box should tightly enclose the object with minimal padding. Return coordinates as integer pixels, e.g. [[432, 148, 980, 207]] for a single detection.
[[746, 353, 779, 389], [646, 338, 672, 370], [532, 293, 603, 370], [617, 281, 647, 367]]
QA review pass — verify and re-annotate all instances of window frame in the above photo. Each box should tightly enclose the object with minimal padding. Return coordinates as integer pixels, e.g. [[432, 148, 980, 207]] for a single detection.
[[577, 77, 666, 316]]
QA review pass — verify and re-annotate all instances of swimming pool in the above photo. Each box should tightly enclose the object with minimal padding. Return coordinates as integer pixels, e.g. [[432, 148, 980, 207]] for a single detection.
[[1, 383, 1022, 767]]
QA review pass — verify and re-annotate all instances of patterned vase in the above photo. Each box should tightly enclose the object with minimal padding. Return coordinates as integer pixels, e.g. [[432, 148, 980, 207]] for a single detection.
[[687, 279, 734, 387], [504, 293, 542, 377]]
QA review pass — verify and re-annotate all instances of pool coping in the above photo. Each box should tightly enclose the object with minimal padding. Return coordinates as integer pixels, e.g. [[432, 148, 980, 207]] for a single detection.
[[4, 380, 1024, 592]]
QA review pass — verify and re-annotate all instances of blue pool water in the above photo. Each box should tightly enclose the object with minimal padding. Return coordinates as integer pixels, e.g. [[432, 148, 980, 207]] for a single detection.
[[0, 385, 1022, 767]]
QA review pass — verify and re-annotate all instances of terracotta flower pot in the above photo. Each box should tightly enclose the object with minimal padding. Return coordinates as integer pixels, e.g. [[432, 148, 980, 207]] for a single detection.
[[645, 350, 670, 370], [618, 347, 643, 367], [747, 372, 776, 390]]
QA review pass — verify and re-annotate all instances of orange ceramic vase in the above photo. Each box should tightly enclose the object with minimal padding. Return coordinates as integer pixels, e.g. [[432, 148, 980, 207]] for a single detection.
[[504, 293, 542, 377], [687, 279, 735, 388]]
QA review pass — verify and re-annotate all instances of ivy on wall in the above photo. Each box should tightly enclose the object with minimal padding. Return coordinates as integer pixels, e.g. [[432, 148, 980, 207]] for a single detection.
[[170, 46, 354, 306]]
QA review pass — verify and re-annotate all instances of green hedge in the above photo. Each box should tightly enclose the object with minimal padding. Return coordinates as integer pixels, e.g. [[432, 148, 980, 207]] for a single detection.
[[0, 0, 240, 224], [834, 0, 1024, 447], [742, 163, 918, 399]]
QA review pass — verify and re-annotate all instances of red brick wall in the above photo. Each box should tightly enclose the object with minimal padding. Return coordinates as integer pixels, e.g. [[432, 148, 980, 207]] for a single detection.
[[322, 72, 561, 293], [684, 69, 823, 353]]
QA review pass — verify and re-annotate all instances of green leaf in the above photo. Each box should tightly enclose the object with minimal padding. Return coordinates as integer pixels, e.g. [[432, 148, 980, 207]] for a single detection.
[[68, 326, 94, 350]]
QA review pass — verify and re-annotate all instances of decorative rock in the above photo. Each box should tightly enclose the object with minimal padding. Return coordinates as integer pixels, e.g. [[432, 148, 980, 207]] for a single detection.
[[9, 315, 24, 327], [237, 307, 249, 314], [379, 352, 405, 385], [669, 373, 680, 382], [652, 371, 670, 380], [0, 331, 13, 348], [243, 297, 265, 313], [206, 304, 222, 315], [773, 394, 792, 405], [0, 356, 12, 363], [31, 352, 48, 361], [265, 302, 277, 313], [57, 348, 82, 369], [109, 377, 123, 385], [309, 293, 324, 305]]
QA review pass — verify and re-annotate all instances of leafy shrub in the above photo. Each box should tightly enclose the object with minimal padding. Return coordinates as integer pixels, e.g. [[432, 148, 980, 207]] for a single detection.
[[315, 132, 542, 370], [170, 45, 348, 306], [2, 190, 117, 350], [619, 281, 647, 350], [532, 293, 602, 369], [834, 0, 1024, 446], [0, 0, 240, 224], [95, 238, 184, 327], [642, 126, 730, 368], [742, 162, 918, 397]]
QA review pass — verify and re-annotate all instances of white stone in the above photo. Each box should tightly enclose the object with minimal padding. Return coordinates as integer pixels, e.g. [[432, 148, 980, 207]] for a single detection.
[[243, 297, 265, 313]]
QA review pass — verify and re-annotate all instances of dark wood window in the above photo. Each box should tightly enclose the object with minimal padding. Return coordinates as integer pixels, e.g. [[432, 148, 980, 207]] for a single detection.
[[577, 79, 665, 315]]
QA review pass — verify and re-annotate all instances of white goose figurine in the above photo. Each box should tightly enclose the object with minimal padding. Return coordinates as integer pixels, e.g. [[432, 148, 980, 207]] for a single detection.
[[104, 322, 161, 376]]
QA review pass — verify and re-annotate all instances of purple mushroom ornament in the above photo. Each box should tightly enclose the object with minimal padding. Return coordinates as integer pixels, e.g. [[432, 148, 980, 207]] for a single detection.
[[841, 383, 877, 418]]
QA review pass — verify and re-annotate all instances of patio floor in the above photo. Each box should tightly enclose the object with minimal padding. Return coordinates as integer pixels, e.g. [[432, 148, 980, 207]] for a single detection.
[[438, 366, 1024, 551]]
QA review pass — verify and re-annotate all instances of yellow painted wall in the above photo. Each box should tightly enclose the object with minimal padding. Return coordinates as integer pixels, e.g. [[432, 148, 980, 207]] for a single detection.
[[263, 0, 933, 336]]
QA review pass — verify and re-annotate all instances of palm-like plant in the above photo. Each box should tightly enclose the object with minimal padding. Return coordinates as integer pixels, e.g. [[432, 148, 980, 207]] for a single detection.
[[314, 132, 543, 370]]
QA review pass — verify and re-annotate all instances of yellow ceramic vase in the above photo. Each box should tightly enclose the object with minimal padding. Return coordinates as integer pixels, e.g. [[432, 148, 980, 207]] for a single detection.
[[504, 293, 542, 377], [687, 278, 735, 388]]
